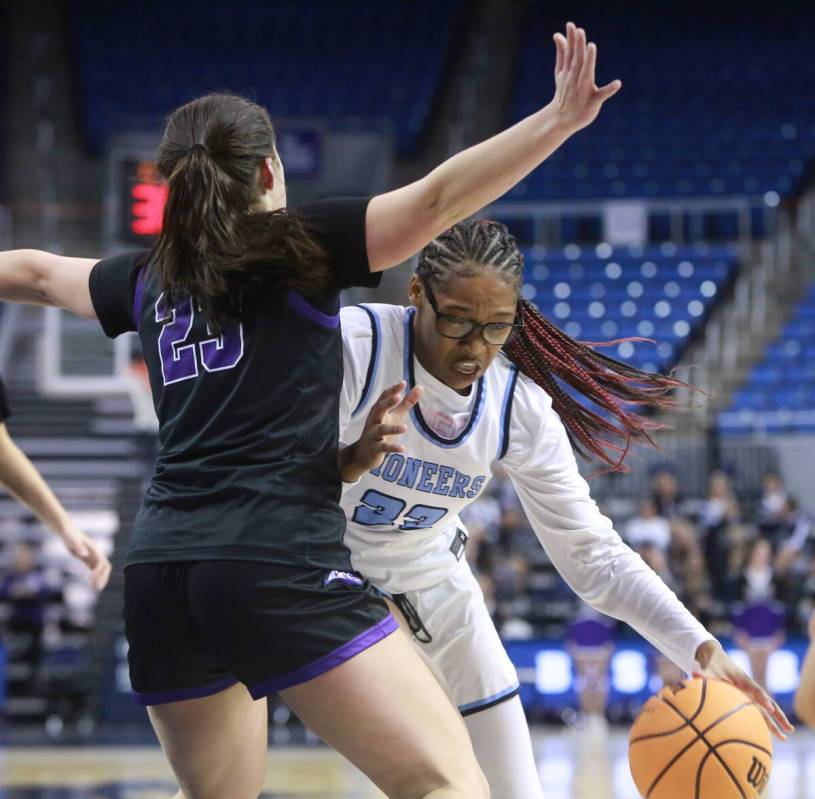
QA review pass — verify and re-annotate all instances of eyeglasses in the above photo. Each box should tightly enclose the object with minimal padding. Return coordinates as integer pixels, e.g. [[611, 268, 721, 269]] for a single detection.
[[421, 277, 523, 346]]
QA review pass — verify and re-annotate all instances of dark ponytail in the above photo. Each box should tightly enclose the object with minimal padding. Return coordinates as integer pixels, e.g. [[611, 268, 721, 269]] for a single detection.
[[151, 93, 329, 330], [417, 219, 700, 472]]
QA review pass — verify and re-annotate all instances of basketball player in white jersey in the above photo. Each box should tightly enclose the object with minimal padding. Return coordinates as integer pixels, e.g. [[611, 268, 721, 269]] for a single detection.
[[338, 220, 794, 798]]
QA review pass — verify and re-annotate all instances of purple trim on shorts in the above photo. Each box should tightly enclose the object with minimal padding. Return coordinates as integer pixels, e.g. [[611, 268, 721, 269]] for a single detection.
[[132, 676, 238, 706], [287, 289, 340, 328], [133, 266, 147, 332], [248, 614, 398, 698]]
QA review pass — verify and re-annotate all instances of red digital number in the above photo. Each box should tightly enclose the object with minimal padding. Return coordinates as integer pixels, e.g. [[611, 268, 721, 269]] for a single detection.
[[131, 182, 168, 236]]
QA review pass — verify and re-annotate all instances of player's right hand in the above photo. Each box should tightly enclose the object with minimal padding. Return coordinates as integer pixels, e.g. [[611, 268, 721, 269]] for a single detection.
[[340, 381, 422, 482], [694, 640, 793, 741]]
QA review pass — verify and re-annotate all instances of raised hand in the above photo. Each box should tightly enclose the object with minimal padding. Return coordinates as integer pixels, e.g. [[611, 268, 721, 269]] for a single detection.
[[338, 381, 422, 484], [550, 22, 622, 133]]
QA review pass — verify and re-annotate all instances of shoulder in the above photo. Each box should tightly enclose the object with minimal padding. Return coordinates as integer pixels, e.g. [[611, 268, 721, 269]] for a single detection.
[[90, 249, 151, 296], [340, 304, 373, 337], [497, 357, 562, 466], [343, 303, 408, 336], [341, 303, 408, 364], [89, 249, 152, 338], [294, 198, 369, 248], [494, 354, 554, 420], [93, 249, 151, 276], [296, 197, 370, 228]]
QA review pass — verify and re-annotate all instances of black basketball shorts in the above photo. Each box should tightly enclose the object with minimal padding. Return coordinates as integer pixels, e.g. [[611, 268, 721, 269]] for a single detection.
[[123, 561, 396, 706]]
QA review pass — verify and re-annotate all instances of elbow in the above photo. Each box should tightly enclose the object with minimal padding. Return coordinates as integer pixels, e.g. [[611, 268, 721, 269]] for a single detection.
[[7, 249, 49, 304]]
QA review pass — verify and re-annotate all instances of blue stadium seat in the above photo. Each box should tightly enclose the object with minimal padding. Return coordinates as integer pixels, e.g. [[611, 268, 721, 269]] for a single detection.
[[525, 243, 738, 373], [69, 0, 462, 156], [721, 280, 815, 433], [510, 4, 814, 202]]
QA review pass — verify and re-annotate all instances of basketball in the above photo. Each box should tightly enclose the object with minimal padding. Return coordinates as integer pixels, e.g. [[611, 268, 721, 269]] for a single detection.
[[629, 678, 773, 798]]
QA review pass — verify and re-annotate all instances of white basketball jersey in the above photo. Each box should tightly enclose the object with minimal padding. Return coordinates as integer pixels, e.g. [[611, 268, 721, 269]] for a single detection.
[[338, 303, 715, 675], [339, 303, 518, 592]]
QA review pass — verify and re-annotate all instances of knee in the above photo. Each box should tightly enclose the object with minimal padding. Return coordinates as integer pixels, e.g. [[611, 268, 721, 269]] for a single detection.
[[452, 768, 490, 799], [180, 765, 264, 799], [182, 783, 262, 799], [422, 764, 490, 799], [464, 767, 491, 799]]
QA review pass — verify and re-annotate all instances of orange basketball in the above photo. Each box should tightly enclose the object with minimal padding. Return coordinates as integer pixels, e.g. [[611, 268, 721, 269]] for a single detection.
[[628, 678, 772, 799]]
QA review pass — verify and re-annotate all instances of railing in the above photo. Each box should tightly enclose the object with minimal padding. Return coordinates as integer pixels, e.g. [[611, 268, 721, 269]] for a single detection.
[[485, 195, 776, 248]]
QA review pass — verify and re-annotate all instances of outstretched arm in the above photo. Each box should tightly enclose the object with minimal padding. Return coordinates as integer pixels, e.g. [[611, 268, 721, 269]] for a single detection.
[[501, 386, 792, 738], [0, 249, 97, 318], [366, 22, 621, 271], [0, 423, 111, 589]]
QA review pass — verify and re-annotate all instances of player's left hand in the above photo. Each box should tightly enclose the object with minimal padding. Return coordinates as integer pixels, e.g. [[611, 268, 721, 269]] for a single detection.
[[339, 381, 422, 484], [58, 519, 112, 591], [694, 639, 794, 741]]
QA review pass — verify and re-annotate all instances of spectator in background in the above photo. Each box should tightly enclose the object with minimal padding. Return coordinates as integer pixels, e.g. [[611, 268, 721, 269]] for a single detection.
[[0, 377, 110, 590], [758, 472, 788, 543], [650, 465, 684, 519], [700, 470, 742, 603], [732, 537, 786, 689], [680, 545, 714, 628], [667, 517, 701, 577], [566, 610, 615, 730], [794, 611, 815, 728], [624, 498, 671, 552], [700, 469, 737, 529], [0, 542, 50, 691], [774, 497, 813, 573]]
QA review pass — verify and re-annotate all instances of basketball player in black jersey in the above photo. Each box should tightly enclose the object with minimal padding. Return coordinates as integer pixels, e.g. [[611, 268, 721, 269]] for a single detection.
[[0, 24, 620, 799]]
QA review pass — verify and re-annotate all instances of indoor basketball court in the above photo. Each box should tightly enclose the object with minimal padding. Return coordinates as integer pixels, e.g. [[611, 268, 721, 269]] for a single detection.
[[2, 2, 815, 799], [3, 729, 815, 798]]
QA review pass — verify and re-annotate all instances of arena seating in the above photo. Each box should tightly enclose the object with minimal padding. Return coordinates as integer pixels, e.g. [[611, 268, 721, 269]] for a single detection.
[[720, 282, 815, 434], [69, 0, 462, 155], [523, 242, 738, 372], [510, 3, 815, 202]]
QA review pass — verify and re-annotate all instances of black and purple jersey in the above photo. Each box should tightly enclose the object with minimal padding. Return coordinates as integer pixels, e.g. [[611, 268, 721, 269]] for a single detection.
[[88, 198, 379, 569]]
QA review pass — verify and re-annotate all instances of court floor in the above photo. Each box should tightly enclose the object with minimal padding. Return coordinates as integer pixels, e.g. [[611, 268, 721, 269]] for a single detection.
[[1, 727, 813, 798]]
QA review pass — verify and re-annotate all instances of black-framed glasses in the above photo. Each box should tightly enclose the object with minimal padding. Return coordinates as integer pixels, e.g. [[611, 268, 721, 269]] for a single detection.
[[421, 277, 523, 346]]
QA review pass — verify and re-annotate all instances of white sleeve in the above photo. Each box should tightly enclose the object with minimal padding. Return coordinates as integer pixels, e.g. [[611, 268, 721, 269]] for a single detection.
[[501, 378, 714, 675], [339, 305, 374, 443]]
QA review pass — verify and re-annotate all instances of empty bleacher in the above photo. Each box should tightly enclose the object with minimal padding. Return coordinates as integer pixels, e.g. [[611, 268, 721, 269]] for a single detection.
[[523, 242, 739, 372], [69, 0, 463, 156], [509, 3, 815, 204], [720, 281, 815, 434]]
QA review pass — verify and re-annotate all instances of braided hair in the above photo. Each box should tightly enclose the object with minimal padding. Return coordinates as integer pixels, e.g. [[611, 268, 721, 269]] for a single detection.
[[415, 219, 694, 471]]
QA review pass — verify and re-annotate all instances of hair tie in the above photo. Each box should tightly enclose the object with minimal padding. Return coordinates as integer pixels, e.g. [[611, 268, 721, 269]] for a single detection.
[[189, 142, 209, 156]]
